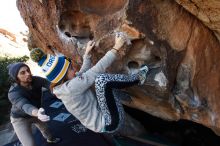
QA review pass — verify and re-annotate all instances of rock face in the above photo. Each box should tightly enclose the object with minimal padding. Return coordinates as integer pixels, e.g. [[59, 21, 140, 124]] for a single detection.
[[17, 0, 220, 135], [175, 0, 220, 41]]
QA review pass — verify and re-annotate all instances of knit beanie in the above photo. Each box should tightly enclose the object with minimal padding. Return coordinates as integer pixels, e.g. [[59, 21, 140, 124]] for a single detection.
[[30, 48, 46, 63], [7, 62, 29, 80], [38, 54, 70, 83]]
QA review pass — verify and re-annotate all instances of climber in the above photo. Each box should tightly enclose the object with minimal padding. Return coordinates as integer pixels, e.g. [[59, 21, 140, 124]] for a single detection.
[[7, 62, 61, 146], [30, 32, 149, 133]]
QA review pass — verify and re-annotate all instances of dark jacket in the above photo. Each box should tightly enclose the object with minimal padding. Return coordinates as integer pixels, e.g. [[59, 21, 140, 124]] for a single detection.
[[8, 76, 50, 118]]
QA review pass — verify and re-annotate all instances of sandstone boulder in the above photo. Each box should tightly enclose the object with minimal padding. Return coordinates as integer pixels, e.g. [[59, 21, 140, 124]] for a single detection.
[[17, 0, 220, 135]]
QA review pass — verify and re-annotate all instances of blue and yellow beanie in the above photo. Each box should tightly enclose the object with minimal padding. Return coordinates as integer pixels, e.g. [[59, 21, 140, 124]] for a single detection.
[[38, 54, 70, 83], [30, 48, 70, 83], [30, 48, 45, 63]]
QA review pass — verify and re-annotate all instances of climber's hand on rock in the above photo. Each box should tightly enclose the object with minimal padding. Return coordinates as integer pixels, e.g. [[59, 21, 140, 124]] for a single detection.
[[85, 40, 95, 55], [113, 32, 126, 51]]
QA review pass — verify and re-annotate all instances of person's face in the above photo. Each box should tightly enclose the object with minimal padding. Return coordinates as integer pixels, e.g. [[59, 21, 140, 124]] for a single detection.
[[17, 66, 32, 84]]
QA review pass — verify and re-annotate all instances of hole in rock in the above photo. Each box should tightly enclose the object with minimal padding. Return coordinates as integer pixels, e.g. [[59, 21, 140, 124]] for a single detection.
[[65, 32, 71, 38], [58, 11, 91, 39], [127, 61, 139, 69], [124, 106, 220, 146]]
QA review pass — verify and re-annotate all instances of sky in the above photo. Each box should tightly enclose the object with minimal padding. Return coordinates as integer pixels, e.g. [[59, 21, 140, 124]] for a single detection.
[[0, 0, 29, 57], [0, 0, 28, 33], [0, 0, 44, 76]]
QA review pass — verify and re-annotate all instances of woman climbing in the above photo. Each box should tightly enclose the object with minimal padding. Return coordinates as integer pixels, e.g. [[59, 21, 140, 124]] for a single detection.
[[30, 33, 149, 133]]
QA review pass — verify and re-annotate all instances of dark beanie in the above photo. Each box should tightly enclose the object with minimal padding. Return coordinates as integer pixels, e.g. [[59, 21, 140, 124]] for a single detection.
[[7, 62, 29, 80]]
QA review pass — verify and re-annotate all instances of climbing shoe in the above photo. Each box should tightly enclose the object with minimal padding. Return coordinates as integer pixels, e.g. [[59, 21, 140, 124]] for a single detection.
[[138, 65, 149, 85]]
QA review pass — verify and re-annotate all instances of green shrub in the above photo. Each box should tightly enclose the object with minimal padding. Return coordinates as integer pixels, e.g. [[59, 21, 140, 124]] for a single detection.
[[0, 55, 29, 125]]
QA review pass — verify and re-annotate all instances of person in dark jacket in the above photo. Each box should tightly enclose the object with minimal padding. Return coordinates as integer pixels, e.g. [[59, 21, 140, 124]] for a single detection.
[[7, 62, 60, 146]]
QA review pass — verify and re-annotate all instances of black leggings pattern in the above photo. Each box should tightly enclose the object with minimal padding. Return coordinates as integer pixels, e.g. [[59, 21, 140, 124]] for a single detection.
[[95, 73, 139, 133]]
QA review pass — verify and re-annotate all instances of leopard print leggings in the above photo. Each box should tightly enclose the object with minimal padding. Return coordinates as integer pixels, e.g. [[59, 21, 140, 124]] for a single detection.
[[95, 73, 139, 133]]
